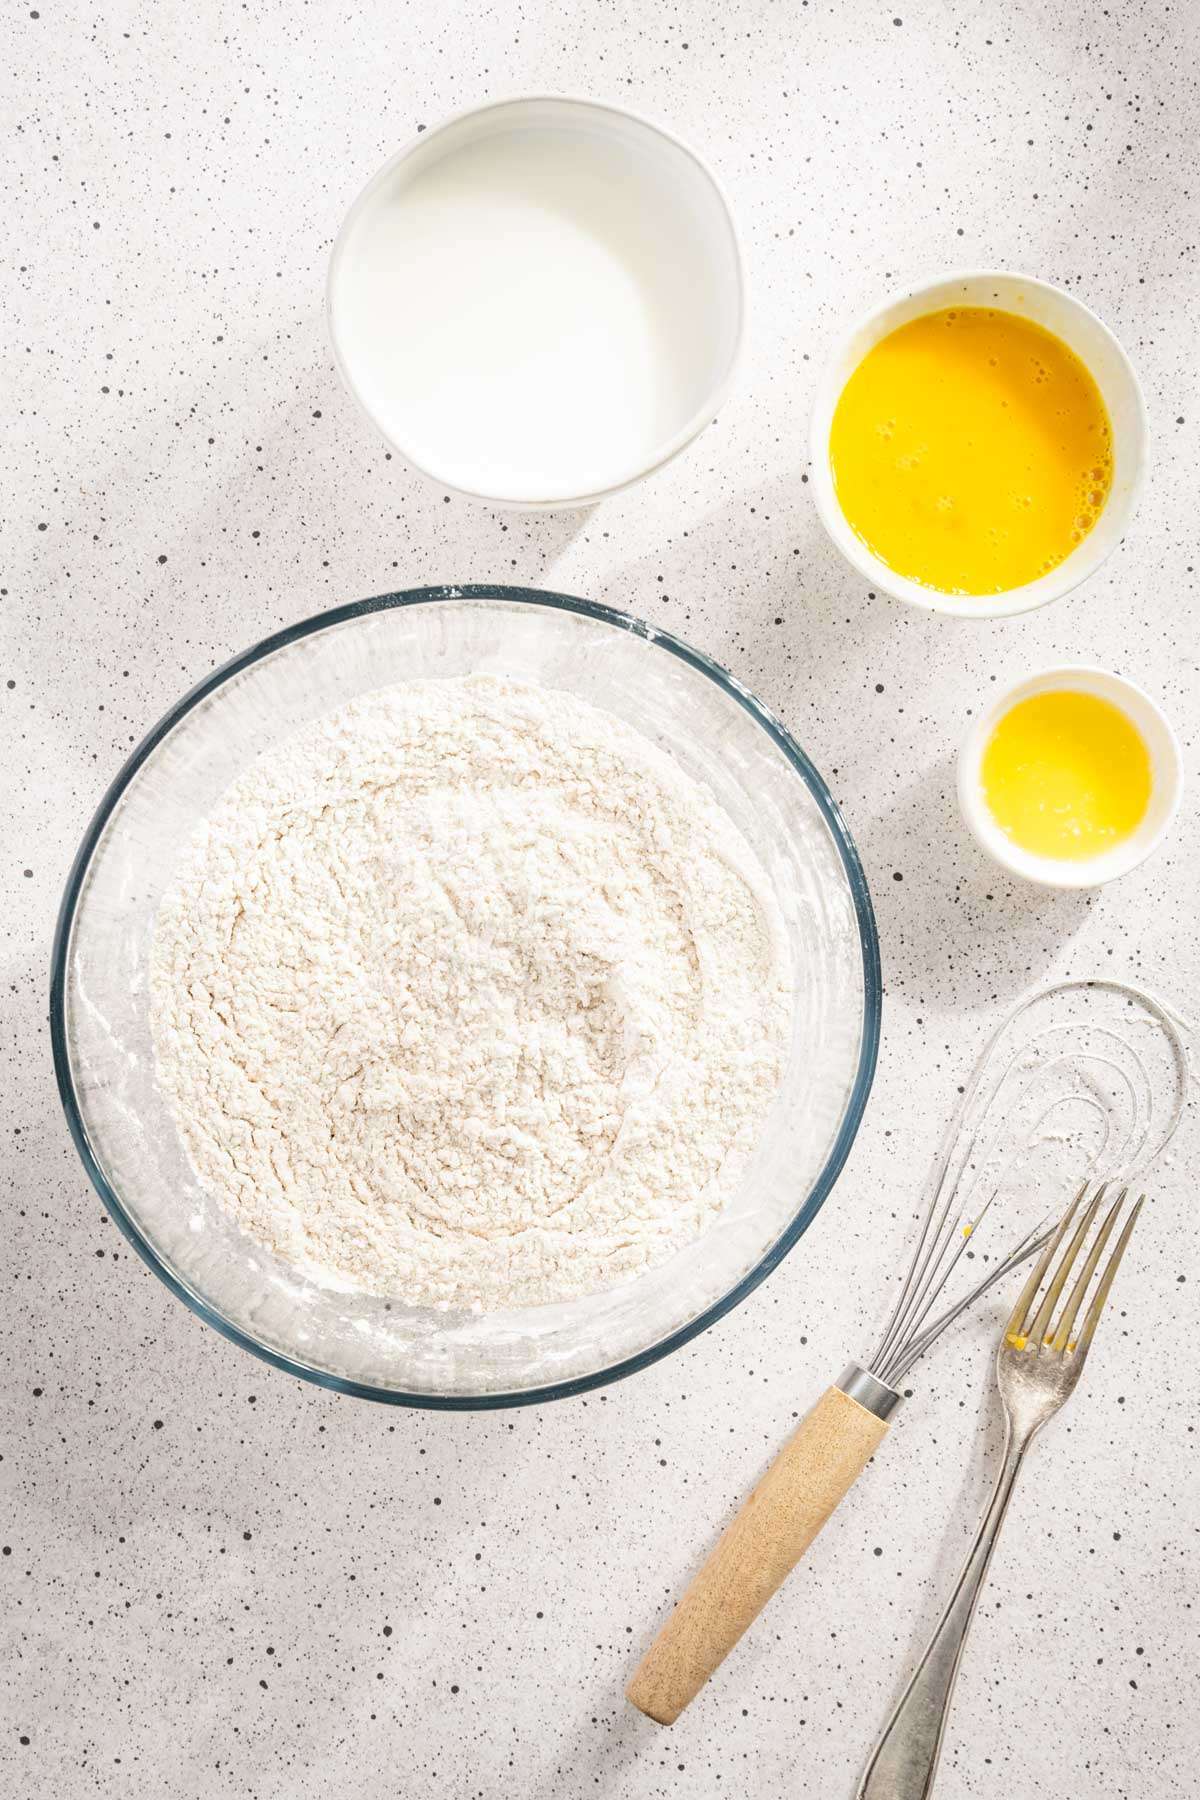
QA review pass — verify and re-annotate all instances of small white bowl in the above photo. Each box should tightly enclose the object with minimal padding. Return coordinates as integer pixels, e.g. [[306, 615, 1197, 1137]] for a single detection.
[[327, 95, 745, 510], [957, 666, 1182, 887], [809, 271, 1148, 618]]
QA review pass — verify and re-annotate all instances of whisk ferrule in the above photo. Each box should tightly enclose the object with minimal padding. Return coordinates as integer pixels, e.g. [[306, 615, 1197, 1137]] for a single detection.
[[836, 1362, 904, 1421]]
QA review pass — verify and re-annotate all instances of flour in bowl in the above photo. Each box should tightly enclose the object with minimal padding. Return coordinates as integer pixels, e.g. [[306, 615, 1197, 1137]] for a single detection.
[[150, 675, 791, 1309]]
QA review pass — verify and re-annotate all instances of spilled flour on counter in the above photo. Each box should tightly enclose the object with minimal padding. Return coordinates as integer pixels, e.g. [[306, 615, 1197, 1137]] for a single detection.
[[150, 675, 791, 1309]]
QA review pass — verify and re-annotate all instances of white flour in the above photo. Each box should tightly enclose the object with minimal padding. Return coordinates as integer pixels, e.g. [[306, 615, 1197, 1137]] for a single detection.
[[150, 675, 791, 1310]]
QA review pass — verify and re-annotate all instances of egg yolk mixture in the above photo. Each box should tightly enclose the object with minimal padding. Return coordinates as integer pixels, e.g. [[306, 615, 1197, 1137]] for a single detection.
[[829, 307, 1113, 595], [981, 690, 1151, 861]]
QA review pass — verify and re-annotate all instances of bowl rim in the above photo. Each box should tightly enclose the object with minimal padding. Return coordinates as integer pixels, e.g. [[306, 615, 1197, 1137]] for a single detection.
[[955, 662, 1184, 887], [325, 92, 747, 510], [50, 585, 881, 1410], [808, 268, 1149, 619]]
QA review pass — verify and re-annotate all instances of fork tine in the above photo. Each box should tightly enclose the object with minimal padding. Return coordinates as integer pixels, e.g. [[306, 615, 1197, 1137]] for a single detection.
[[1075, 1195, 1145, 1357], [1050, 1187, 1126, 1351], [1028, 1187, 1105, 1345], [1004, 1180, 1089, 1342]]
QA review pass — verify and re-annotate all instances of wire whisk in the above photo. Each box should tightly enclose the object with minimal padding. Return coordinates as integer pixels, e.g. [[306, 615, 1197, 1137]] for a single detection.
[[626, 976, 1188, 1727], [866, 975, 1186, 1391]]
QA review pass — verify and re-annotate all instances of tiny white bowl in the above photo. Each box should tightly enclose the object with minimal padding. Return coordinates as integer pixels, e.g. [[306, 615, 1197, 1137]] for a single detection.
[[809, 271, 1148, 618], [957, 666, 1183, 888], [327, 95, 745, 510]]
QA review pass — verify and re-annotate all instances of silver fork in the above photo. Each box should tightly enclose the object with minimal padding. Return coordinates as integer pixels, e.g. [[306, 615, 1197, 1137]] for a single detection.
[[856, 1180, 1144, 1800]]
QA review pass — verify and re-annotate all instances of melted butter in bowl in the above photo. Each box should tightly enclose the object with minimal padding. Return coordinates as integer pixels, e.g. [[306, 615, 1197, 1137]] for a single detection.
[[980, 690, 1149, 861], [957, 667, 1182, 888]]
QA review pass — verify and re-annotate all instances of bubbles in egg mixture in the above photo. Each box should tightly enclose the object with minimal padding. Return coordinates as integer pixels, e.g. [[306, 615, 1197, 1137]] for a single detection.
[[830, 305, 1115, 594]]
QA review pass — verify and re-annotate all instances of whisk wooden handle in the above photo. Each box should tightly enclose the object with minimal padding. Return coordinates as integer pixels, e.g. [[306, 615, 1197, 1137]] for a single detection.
[[626, 1385, 890, 1725]]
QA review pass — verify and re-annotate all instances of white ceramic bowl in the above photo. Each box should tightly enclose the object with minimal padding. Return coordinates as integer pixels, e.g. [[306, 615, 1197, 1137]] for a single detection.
[[327, 96, 745, 510], [957, 665, 1182, 887], [810, 271, 1148, 618]]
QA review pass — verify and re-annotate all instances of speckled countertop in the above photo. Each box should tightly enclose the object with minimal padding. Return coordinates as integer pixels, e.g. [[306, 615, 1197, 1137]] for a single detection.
[[4, 2, 1199, 1795]]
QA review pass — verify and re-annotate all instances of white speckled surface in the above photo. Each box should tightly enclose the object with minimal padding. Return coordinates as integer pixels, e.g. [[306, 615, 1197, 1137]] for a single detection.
[[4, 2, 1199, 1794]]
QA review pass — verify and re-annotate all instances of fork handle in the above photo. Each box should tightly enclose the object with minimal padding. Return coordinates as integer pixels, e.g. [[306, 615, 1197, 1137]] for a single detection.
[[627, 1372, 896, 1725], [857, 1424, 1031, 1800]]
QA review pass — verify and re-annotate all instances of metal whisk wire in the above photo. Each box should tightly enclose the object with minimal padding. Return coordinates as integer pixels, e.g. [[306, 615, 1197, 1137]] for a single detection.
[[873, 1210, 1049, 1388], [865, 977, 1188, 1393], [866, 1087, 1050, 1391]]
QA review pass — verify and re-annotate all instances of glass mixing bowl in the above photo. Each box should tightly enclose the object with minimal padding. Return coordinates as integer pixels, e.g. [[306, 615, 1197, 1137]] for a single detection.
[[51, 588, 880, 1408]]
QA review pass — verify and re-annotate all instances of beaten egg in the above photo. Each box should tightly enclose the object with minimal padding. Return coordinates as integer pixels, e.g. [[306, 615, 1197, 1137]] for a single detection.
[[829, 307, 1113, 596]]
